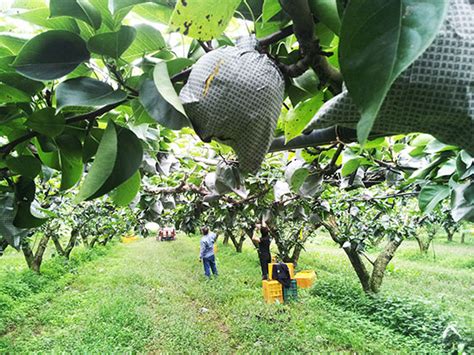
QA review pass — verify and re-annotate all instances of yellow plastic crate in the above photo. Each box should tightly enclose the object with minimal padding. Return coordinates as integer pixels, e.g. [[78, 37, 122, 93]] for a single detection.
[[121, 235, 138, 244], [262, 280, 283, 304], [295, 270, 316, 288], [268, 263, 295, 280]]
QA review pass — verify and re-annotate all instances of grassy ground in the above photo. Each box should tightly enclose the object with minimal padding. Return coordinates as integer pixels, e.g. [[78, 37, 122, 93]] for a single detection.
[[0, 233, 472, 353]]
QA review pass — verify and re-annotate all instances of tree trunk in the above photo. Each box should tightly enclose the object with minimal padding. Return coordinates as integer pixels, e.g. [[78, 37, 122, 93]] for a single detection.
[[32, 235, 51, 273], [222, 233, 229, 245], [0, 239, 9, 256], [270, 229, 290, 262], [81, 234, 89, 247], [415, 236, 429, 253], [22, 234, 50, 273], [445, 227, 454, 242], [89, 236, 99, 249], [51, 234, 65, 256], [369, 238, 403, 293], [21, 240, 35, 270], [104, 233, 115, 245], [237, 235, 246, 253], [322, 220, 371, 293], [227, 231, 244, 253], [290, 242, 304, 265], [64, 229, 79, 259], [344, 248, 372, 293], [461, 232, 465, 244]]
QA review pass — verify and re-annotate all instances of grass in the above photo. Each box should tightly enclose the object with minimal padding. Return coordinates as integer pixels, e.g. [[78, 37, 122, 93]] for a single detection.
[[0, 232, 472, 353]]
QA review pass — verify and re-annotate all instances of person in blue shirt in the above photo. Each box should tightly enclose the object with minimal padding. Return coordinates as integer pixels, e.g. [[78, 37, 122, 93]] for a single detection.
[[199, 226, 218, 278]]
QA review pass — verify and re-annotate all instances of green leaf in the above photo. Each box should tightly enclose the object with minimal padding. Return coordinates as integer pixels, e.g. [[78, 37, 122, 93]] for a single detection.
[[451, 182, 474, 222], [166, 58, 195, 76], [56, 77, 127, 110], [284, 93, 324, 142], [0, 47, 13, 57], [13, 178, 48, 228], [12, 0, 47, 9], [0, 73, 45, 96], [170, 0, 241, 40], [424, 139, 458, 154], [14, 201, 49, 228], [300, 173, 323, 197], [255, 20, 283, 38], [13, 7, 81, 33], [315, 23, 336, 48], [35, 139, 61, 170], [363, 137, 387, 149], [456, 150, 473, 178], [0, 35, 26, 55], [130, 100, 155, 124], [82, 128, 104, 163], [285, 160, 310, 192], [132, 2, 174, 24], [459, 150, 473, 168], [88, 0, 115, 29], [50, 0, 102, 30], [293, 69, 320, 96], [13, 30, 90, 81], [418, 183, 450, 214], [339, 0, 448, 143], [139, 79, 189, 130], [121, 24, 166, 61], [37, 135, 58, 153], [436, 159, 456, 178], [0, 84, 30, 103], [6, 156, 42, 179], [56, 134, 84, 190], [110, 170, 141, 206], [87, 25, 137, 58], [26, 107, 65, 137], [0, 193, 26, 249], [109, 0, 155, 13], [153, 62, 187, 117], [308, 0, 341, 35], [77, 121, 143, 201], [341, 158, 360, 177], [262, 0, 282, 23]]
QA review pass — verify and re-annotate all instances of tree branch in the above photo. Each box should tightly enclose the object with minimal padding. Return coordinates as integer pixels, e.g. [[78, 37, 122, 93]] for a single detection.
[[145, 180, 270, 208], [170, 26, 297, 84], [278, 0, 343, 93], [0, 101, 126, 157], [259, 25, 294, 47], [170, 68, 192, 83], [198, 40, 213, 53], [347, 192, 418, 203], [269, 126, 389, 153]]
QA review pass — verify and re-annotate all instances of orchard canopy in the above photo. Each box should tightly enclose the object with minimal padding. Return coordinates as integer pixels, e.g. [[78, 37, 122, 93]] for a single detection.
[[0, 0, 473, 254]]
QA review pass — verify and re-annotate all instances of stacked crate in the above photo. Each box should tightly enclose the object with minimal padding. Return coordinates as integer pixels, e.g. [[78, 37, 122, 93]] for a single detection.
[[294, 270, 316, 289], [262, 280, 284, 304], [262, 262, 298, 304], [283, 280, 298, 302]]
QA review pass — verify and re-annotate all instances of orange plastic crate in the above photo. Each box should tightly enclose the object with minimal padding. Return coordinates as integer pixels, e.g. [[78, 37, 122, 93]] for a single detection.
[[295, 270, 316, 288], [268, 263, 295, 280], [262, 280, 283, 304]]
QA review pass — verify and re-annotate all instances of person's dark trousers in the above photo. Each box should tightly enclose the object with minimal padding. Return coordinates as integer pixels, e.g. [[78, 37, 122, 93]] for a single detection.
[[259, 252, 271, 280], [203, 255, 218, 277]]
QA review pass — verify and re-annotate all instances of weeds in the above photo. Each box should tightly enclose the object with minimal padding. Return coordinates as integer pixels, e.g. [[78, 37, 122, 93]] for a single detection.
[[312, 277, 473, 351]]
